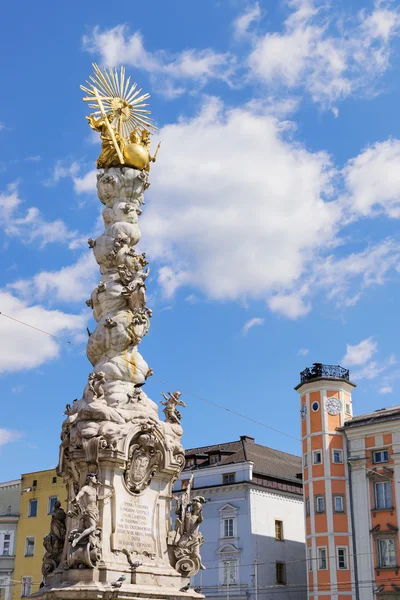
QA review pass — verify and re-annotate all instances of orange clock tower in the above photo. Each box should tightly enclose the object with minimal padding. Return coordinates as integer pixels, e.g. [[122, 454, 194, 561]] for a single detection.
[[296, 363, 356, 600]]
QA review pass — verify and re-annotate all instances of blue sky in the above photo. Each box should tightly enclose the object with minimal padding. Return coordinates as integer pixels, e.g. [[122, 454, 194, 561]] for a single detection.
[[2, 0, 400, 481]]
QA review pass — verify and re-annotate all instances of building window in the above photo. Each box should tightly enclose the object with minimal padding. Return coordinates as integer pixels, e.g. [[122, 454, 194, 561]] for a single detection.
[[373, 450, 389, 464], [223, 560, 237, 585], [1, 533, 12, 556], [305, 499, 310, 516], [308, 547, 312, 571], [210, 454, 220, 464], [48, 496, 58, 514], [21, 577, 32, 597], [25, 537, 35, 557], [313, 450, 322, 465], [275, 562, 286, 585], [2, 534, 11, 556], [185, 458, 195, 469], [377, 538, 397, 568], [312, 401, 319, 412], [333, 449, 343, 464], [181, 479, 190, 490], [315, 496, 325, 514], [52, 476, 57, 484], [345, 402, 351, 414], [223, 518, 234, 538], [222, 473, 236, 484], [32, 480, 37, 488], [334, 495, 344, 513], [318, 547, 327, 570], [303, 453, 308, 467], [337, 547, 348, 569], [28, 499, 38, 518], [275, 520, 284, 541], [374, 481, 392, 510]]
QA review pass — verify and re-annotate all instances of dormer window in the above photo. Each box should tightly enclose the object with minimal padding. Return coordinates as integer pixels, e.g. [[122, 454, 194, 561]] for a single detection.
[[222, 473, 236, 484], [210, 454, 221, 464], [185, 458, 195, 469]]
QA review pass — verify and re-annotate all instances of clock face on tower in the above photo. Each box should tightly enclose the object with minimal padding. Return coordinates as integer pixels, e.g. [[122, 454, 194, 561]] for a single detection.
[[326, 397, 341, 415], [300, 403, 307, 420]]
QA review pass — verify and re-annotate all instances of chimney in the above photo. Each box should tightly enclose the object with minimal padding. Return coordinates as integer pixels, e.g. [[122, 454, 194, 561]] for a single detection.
[[240, 435, 255, 443]]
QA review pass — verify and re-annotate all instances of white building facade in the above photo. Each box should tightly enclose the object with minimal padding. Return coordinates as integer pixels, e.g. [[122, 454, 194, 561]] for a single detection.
[[174, 435, 307, 600], [0, 480, 21, 600]]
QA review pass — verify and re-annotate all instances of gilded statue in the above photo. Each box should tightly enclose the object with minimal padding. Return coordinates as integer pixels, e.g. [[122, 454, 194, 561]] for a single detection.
[[123, 127, 161, 171], [87, 114, 123, 170], [81, 64, 160, 171]]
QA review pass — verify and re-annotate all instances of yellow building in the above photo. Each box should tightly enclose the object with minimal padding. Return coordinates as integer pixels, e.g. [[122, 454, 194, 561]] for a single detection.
[[12, 470, 66, 600]]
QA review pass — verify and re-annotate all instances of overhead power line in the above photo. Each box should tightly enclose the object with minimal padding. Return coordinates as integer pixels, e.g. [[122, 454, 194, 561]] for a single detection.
[[0, 310, 300, 442]]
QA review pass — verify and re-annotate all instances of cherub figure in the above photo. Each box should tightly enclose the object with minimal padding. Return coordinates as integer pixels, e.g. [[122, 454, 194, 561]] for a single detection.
[[87, 372, 106, 400], [160, 391, 186, 424]]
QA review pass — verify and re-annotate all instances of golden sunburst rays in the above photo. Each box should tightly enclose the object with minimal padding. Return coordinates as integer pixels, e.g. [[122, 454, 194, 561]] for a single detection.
[[80, 63, 156, 140]]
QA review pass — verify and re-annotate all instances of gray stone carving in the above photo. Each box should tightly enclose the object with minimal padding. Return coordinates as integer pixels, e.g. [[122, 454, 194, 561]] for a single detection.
[[67, 474, 113, 568], [169, 475, 206, 577], [42, 502, 66, 576], [161, 391, 186, 424], [125, 427, 162, 493]]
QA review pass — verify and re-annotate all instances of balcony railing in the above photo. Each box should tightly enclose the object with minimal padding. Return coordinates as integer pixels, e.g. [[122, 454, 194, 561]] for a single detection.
[[300, 363, 350, 384]]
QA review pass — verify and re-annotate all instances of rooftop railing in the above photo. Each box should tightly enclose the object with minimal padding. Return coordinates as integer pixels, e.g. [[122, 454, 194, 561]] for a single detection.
[[300, 363, 350, 384]]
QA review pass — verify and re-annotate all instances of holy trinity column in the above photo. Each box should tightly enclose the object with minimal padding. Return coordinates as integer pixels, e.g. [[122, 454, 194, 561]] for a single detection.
[[37, 64, 204, 600]]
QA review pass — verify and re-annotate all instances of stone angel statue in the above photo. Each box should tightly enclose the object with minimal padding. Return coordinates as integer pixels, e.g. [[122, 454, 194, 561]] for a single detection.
[[161, 391, 186, 424]]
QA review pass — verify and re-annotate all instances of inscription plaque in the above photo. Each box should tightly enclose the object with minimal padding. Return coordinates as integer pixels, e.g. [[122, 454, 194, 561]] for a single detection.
[[113, 489, 157, 554]]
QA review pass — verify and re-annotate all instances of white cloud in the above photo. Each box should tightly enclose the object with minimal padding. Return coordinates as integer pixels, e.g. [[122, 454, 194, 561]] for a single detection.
[[157, 266, 190, 299], [351, 355, 396, 380], [83, 26, 236, 96], [298, 348, 309, 356], [0, 429, 22, 447], [43, 161, 79, 187], [379, 385, 393, 394], [248, 0, 400, 108], [73, 169, 97, 194], [0, 182, 20, 221], [9, 252, 98, 304], [233, 3, 261, 38], [0, 291, 86, 373], [44, 161, 98, 195], [141, 97, 339, 314], [316, 239, 400, 306], [343, 139, 400, 217], [268, 291, 311, 319], [0, 182, 78, 248], [343, 337, 377, 366], [242, 317, 265, 335]]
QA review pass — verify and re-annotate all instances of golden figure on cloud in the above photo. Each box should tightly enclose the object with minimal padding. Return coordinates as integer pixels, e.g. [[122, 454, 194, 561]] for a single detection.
[[81, 63, 160, 171]]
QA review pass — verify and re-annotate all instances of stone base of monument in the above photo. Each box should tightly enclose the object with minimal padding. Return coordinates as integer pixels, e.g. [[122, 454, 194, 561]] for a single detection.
[[33, 583, 203, 600], [44, 565, 192, 587], [34, 567, 203, 600]]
